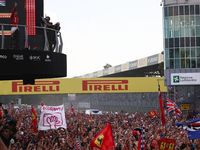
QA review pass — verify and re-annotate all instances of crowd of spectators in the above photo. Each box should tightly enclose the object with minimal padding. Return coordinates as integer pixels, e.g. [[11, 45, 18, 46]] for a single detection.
[[0, 101, 199, 150]]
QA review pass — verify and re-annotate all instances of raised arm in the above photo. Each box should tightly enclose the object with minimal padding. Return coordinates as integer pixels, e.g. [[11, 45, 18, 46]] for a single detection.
[[10, 101, 14, 117], [11, 2, 17, 18]]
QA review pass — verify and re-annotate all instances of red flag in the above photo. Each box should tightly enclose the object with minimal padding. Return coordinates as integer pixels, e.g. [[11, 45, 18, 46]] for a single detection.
[[71, 103, 74, 113], [148, 110, 157, 118], [31, 105, 37, 133], [89, 111, 92, 120], [159, 88, 165, 126], [90, 123, 114, 150]]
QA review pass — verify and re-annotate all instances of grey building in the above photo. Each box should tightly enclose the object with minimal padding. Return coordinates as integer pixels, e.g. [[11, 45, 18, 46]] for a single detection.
[[162, 0, 200, 111]]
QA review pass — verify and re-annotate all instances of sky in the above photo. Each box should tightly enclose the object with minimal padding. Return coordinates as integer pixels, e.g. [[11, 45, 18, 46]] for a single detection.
[[44, 0, 163, 78]]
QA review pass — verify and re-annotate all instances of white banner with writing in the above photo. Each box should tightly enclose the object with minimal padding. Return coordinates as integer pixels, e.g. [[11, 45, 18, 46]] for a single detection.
[[171, 73, 200, 85], [38, 104, 66, 130]]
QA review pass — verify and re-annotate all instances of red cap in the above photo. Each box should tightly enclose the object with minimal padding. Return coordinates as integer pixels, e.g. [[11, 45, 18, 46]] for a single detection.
[[132, 130, 137, 136], [41, 102, 45, 106], [151, 142, 156, 147]]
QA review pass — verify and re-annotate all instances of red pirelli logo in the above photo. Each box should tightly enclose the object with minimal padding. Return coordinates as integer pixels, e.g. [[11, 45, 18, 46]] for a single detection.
[[82, 80, 128, 91], [12, 81, 60, 92]]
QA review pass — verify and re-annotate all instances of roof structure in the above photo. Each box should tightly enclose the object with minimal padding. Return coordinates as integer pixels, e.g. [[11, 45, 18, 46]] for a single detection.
[[78, 53, 164, 78]]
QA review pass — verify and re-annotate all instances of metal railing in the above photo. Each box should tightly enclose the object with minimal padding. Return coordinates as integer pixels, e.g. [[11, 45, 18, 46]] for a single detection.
[[0, 23, 63, 53]]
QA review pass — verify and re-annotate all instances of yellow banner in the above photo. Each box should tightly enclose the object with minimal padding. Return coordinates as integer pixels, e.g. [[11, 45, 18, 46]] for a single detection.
[[181, 104, 190, 110], [0, 77, 166, 95]]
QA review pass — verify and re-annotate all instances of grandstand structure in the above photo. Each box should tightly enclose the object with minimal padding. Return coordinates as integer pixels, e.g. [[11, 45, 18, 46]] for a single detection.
[[77, 53, 164, 78], [72, 53, 167, 112]]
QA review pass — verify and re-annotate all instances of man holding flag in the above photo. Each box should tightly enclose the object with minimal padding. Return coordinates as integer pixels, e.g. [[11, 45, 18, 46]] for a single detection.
[[31, 105, 37, 133]]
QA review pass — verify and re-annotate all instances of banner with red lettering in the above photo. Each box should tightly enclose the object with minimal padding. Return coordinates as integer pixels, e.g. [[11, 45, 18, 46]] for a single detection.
[[159, 138, 176, 150], [38, 104, 67, 130]]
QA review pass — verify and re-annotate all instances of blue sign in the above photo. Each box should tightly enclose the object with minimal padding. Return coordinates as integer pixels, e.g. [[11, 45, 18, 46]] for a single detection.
[[129, 60, 138, 70], [114, 65, 121, 73], [103, 68, 109, 76], [147, 54, 158, 66]]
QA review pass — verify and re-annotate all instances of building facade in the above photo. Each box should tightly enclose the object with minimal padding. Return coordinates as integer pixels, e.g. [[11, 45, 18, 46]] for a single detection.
[[163, 0, 200, 111]]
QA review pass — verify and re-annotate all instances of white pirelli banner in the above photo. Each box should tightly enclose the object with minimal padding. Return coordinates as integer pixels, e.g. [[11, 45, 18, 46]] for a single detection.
[[38, 105, 67, 130]]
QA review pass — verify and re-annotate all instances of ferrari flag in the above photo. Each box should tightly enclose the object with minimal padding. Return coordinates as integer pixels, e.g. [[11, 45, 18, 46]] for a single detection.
[[31, 105, 37, 133], [148, 110, 157, 118], [90, 123, 114, 150]]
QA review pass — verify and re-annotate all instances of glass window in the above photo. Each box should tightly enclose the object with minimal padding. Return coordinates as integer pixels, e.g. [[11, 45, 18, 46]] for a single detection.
[[191, 48, 195, 57], [170, 59, 174, 69], [185, 5, 189, 15], [169, 28, 174, 38], [165, 29, 169, 38], [197, 58, 200, 68], [191, 58, 196, 68], [175, 59, 180, 68], [175, 38, 179, 47], [196, 16, 200, 25], [190, 5, 194, 15], [185, 27, 189, 37], [174, 6, 178, 16], [186, 48, 190, 58], [197, 48, 200, 57], [169, 38, 174, 47], [181, 48, 185, 58], [186, 59, 190, 68], [186, 37, 190, 47], [181, 59, 185, 68], [185, 16, 189, 26], [190, 16, 195, 25], [179, 16, 185, 26], [165, 39, 169, 48], [165, 49, 169, 59], [169, 49, 174, 58], [195, 5, 199, 15], [168, 17, 174, 28], [196, 26, 200, 36], [169, 7, 173, 16], [180, 38, 184, 47], [175, 48, 179, 58], [180, 27, 184, 37], [179, 6, 184, 15], [190, 26, 195, 37], [164, 7, 168, 17], [165, 59, 169, 69], [196, 37, 200, 46], [191, 37, 195, 46], [164, 18, 168, 28], [174, 27, 179, 37], [174, 16, 179, 26]]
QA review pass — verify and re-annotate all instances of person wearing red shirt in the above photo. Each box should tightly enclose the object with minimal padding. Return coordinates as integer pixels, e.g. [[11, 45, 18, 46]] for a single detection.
[[11, 2, 19, 49]]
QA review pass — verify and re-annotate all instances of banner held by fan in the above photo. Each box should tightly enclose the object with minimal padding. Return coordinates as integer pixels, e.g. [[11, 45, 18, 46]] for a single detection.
[[38, 104, 66, 130]]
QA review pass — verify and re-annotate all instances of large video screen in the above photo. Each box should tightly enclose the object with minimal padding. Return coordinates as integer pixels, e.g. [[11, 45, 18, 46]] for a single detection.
[[0, 0, 5, 6]]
